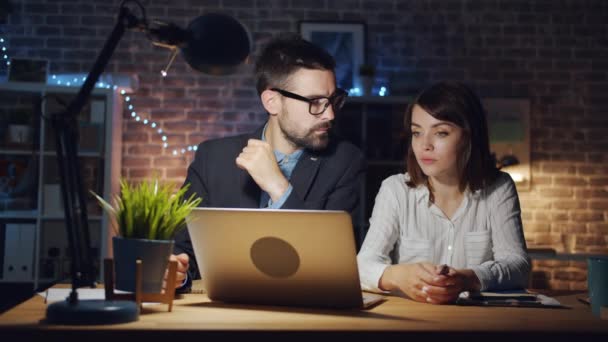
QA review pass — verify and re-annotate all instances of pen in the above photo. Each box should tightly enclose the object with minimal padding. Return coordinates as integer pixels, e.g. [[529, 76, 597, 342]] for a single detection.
[[438, 264, 449, 276]]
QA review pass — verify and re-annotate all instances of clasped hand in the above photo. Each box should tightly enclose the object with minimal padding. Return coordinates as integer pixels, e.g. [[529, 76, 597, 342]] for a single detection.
[[380, 262, 477, 304], [235, 139, 289, 201]]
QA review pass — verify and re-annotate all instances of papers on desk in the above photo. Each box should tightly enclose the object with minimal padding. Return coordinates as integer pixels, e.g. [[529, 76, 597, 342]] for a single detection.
[[38, 288, 107, 304], [456, 290, 564, 308], [38, 288, 162, 307]]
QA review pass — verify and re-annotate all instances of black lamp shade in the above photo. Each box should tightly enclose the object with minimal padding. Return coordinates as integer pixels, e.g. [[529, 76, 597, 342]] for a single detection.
[[181, 13, 251, 75]]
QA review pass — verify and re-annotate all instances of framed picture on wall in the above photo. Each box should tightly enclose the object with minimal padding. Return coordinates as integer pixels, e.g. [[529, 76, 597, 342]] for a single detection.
[[483, 98, 531, 191], [8, 58, 49, 83], [299, 21, 365, 92]]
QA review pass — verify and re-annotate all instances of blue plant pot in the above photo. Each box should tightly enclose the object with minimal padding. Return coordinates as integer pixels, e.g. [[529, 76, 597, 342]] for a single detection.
[[112, 236, 174, 293]]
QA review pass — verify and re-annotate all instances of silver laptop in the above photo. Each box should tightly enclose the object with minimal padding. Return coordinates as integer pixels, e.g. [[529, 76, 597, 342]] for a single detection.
[[186, 208, 383, 309]]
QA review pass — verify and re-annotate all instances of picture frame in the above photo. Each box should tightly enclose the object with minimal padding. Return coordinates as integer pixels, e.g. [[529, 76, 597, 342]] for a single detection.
[[8, 58, 49, 83], [484, 98, 531, 191], [299, 21, 366, 92]]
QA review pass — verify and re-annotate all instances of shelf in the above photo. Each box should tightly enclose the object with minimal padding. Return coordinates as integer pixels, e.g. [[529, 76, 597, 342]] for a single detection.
[[0, 149, 37, 155], [0, 80, 123, 290], [0, 150, 104, 157], [41, 215, 102, 220], [0, 211, 39, 219], [41, 151, 104, 157]]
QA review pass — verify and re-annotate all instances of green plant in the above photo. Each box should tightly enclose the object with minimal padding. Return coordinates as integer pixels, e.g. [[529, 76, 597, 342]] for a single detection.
[[358, 64, 376, 77], [91, 178, 202, 240]]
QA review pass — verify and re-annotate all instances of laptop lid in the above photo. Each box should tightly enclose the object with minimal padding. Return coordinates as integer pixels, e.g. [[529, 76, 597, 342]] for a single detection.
[[186, 208, 366, 309]]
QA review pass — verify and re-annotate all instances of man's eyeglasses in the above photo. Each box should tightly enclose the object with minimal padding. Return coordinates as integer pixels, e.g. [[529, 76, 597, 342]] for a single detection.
[[271, 88, 348, 115]]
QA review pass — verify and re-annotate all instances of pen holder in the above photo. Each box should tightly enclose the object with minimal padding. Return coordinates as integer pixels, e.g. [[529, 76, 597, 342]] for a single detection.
[[104, 258, 178, 312]]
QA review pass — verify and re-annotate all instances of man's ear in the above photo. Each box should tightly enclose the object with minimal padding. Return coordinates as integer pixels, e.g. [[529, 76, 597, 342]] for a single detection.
[[261, 89, 280, 116]]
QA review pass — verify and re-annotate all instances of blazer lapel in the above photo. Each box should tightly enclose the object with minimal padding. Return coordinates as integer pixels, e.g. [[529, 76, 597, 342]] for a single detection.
[[290, 150, 321, 200]]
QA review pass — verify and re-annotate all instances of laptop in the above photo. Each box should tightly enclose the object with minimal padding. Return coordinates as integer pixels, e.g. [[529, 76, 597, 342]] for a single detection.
[[186, 207, 383, 309]]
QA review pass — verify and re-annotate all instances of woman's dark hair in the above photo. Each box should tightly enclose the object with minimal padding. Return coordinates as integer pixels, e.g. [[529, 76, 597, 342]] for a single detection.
[[404, 81, 498, 200], [254, 33, 336, 95]]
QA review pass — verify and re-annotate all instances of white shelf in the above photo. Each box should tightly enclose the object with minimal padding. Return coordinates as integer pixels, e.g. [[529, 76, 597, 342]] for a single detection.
[[0, 150, 104, 157], [0, 81, 123, 290], [41, 151, 104, 158], [41, 215, 102, 220], [0, 149, 37, 155], [0, 210, 39, 219]]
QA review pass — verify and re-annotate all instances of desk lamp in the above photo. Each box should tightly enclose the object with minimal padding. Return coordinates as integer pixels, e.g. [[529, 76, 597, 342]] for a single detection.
[[45, 0, 251, 324]]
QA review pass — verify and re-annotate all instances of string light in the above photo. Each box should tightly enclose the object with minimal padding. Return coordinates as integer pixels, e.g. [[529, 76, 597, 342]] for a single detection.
[[379, 86, 387, 97], [1, 36, 199, 156], [44, 73, 200, 154], [0, 38, 9, 66]]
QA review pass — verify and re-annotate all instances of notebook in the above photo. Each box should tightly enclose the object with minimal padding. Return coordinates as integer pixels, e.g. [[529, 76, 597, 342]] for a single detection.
[[186, 207, 383, 309]]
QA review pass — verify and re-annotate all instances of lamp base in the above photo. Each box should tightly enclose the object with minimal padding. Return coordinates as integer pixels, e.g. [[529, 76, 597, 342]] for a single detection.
[[46, 299, 139, 325]]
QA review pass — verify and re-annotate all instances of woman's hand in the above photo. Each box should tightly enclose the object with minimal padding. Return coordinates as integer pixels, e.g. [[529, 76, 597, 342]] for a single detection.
[[379, 262, 443, 302], [379, 263, 481, 304]]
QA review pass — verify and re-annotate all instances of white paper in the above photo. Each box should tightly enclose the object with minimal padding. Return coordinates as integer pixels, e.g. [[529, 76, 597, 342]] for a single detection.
[[38, 288, 164, 307]]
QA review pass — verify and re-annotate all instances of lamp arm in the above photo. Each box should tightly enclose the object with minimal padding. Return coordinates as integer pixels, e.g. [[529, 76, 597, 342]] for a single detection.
[[50, 5, 140, 293]]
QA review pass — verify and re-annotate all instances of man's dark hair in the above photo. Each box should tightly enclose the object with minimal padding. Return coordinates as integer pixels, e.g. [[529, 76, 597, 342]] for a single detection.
[[404, 81, 499, 201], [255, 33, 336, 95]]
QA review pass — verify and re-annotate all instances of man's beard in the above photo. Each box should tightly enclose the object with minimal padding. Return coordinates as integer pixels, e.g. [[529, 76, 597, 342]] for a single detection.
[[279, 120, 332, 151]]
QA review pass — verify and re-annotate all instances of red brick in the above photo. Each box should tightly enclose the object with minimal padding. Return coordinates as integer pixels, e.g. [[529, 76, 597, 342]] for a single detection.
[[570, 281, 587, 291], [126, 145, 163, 155], [128, 168, 159, 179], [152, 157, 188, 169], [554, 269, 587, 281], [569, 211, 604, 222], [542, 163, 576, 174], [554, 176, 588, 187], [524, 222, 550, 233], [539, 188, 573, 198], [531, 176, 552, 186], [166, 168, 187, 180], [551, 222, 586, 234], [519, 198, 552, 209], [587, 223, 608, 235], [589, 177, 608, 186], [589, 200, 608, 210], [552, 199, 587, 210], [574, 188, 608, 199], [122, 157, 151, 168]]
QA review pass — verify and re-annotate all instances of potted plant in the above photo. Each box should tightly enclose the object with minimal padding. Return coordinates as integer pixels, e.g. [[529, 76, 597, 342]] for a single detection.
[[358, 64, 376, 96], [91, 177, 201, 293]]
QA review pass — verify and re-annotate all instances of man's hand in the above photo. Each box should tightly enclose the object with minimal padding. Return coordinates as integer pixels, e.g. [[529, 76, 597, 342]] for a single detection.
[[235, 139, 289, 201], [164, 253, 189, 289]]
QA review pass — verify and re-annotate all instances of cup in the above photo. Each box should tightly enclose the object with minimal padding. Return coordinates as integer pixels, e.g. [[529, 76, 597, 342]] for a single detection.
[[587, 256, 608, 317]]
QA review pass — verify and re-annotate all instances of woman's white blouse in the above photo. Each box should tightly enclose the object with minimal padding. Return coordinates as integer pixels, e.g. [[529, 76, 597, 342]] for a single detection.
[[357, 172, 530, 292]]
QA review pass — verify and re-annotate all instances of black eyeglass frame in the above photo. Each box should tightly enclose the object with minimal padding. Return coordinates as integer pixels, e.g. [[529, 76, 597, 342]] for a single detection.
[[270, 87, 348, 115]]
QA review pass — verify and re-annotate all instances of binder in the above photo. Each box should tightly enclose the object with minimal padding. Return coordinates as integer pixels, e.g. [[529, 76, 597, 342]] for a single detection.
[[2, 223, 35, 282], [2, 224, 20, 281]]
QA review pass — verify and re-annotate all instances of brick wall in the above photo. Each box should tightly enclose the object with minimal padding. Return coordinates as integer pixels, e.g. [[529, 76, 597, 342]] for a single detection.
[[2, 0, 607, 290]]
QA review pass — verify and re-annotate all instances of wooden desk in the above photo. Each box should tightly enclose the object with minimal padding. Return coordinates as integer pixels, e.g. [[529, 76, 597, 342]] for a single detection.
[[1, 291, 606, 341]]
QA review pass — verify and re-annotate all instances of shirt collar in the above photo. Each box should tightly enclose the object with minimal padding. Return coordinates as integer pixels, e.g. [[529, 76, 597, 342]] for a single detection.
[[407, 173, 481, 205], [261, 123, 304, 163]]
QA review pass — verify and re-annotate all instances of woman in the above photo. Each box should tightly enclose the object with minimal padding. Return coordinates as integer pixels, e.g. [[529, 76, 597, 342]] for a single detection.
[[357, 82, 530, 304]]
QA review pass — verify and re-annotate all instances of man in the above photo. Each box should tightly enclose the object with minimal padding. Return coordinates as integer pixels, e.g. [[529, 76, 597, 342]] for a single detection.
[[171, 34, 365, 290]]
